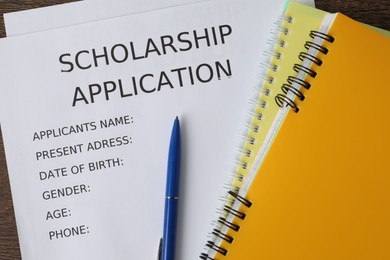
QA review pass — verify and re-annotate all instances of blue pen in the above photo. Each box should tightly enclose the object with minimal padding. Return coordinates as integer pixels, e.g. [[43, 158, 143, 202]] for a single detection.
[[159, 117, 181, 260]]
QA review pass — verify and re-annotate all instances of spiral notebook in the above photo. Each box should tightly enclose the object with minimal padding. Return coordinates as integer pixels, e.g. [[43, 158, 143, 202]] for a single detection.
[[201, 2, 390, 260], [225, 0, 327, 197], [201, 2, 328, 257]]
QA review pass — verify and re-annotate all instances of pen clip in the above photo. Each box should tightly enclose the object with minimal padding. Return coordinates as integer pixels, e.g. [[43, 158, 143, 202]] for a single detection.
[[157, 237, 162, 260]]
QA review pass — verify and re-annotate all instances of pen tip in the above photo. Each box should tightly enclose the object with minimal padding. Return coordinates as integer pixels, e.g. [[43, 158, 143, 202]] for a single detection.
[[176, 116, 179, 120]]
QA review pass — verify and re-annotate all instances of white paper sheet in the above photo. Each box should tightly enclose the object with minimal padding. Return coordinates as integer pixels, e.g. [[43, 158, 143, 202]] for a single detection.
[[4, 0, 315, 36], [4, 0, 206, 36], [0, 0, 286, 259]]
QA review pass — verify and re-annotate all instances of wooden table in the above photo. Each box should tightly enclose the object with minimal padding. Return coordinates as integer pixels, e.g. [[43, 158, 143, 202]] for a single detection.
[[0, 0, 389, 259]]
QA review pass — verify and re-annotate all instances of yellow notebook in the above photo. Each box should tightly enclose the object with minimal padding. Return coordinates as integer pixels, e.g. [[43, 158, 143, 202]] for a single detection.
[[202, 4, 390, 260], [200, 2, 329, 258], [200, 3, 328, 257]]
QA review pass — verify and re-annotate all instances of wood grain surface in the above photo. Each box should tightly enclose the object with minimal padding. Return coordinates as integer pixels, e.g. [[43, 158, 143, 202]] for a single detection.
[[0, 0, 389, 259]]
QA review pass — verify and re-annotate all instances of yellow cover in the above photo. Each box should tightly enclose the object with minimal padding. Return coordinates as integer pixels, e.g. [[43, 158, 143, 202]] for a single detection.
[[232, 2, 390, 191], [218, 12, 390, 260]]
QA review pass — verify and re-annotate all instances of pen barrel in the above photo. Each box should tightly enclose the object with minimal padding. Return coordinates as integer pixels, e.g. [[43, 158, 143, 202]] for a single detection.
[[162, 197, 179, 260], [165, 118, 181, 198], [162, 118, 180, 260]]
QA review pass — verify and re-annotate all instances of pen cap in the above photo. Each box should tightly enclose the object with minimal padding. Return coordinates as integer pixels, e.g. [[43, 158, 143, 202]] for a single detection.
[[166, 118, 181, 197]]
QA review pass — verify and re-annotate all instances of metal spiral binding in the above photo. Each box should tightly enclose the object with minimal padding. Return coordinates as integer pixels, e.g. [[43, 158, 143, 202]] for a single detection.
[[309, 30, 335, 43], [293, 63, 317, 78], [281, 83, 305, 101], [298, 52, 323, 66], [212, 229, 234, 243], [287, 75, 311, 90], [224, 205, 246, 220], [205, 241, 228, 256], [200, 14, 293, 260], [217, 217, 240, 232], [200, 190, 252, 259], [227, 190, 252, 208], [275, 30, 335, 112], [200, 253, 214, 260]]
